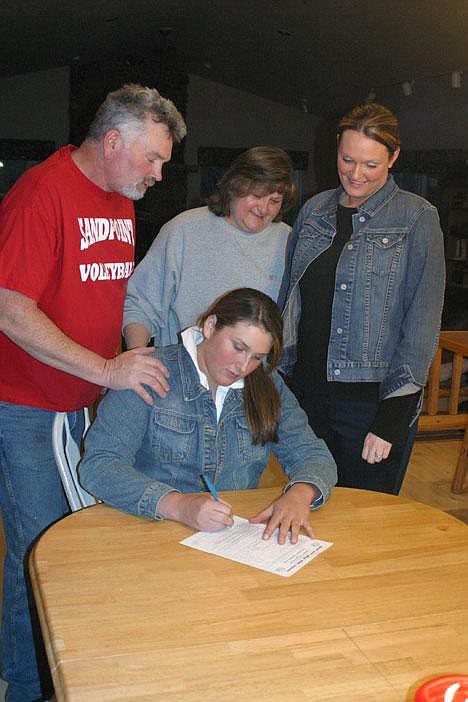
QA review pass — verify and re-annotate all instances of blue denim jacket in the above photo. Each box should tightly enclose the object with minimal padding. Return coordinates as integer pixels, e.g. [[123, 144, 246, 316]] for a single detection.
[[79, 344, 337, 519], [279, 176, 445, 398]]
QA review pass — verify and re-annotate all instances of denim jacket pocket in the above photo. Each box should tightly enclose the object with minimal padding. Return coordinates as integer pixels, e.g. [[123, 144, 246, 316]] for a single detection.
[[364, 230, 406, 276], [152, 409, 197, 463]]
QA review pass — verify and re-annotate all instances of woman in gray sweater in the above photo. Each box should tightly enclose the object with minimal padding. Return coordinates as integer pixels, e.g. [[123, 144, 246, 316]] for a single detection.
[[123, 146, 296, 349]]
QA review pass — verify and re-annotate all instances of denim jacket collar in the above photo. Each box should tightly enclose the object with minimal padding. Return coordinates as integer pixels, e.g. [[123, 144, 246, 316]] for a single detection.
[[177, 344, 244, 407], [178, 344, 207, 402], [308, 175, 398, 221], [356, 175, 398, 217]]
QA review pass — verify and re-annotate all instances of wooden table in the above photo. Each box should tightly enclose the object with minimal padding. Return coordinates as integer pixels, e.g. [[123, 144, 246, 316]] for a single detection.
[[30, 488, 468, 702]]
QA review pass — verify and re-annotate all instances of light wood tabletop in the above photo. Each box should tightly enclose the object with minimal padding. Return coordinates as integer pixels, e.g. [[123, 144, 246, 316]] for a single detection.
[[29, 487, 468, 702]]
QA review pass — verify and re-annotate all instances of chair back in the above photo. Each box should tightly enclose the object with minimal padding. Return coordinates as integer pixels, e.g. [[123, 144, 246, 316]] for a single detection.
[[419, 331, 468, 432], [418, 331, 468, 493], [52, 409, 97, 511]]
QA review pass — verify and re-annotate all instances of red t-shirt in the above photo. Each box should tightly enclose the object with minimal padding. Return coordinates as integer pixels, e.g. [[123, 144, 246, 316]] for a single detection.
[[0, 145, 135, 411]]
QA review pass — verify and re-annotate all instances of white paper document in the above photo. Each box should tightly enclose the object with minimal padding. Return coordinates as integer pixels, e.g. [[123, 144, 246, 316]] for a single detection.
[[180, 515, 333, 577]]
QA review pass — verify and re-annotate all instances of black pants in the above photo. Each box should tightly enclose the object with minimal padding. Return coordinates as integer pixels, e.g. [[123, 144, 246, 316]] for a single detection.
[[295, 391, 417, 495]]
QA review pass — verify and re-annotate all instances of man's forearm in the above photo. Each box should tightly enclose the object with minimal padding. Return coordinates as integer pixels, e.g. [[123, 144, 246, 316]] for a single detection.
[[0, 288, 171, 403], [0, 288, 109, 384]]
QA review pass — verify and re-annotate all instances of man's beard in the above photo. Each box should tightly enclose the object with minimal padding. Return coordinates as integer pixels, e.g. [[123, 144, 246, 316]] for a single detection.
[[120, 177, 156, 200]]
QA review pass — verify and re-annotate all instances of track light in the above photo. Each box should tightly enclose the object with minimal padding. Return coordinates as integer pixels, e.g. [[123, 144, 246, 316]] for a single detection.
[[368, 70, 463, 101], [402, 81, 413, 96], [451, 70, 462, 88]]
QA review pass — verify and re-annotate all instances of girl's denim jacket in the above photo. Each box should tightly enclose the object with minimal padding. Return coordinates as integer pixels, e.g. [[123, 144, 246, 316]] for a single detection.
[[79, 344, 337, 519], [279, 176, 445, 399]]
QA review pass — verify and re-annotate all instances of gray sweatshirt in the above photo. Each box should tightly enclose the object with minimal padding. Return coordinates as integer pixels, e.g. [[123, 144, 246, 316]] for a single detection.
[[123, 206, 291, 346]]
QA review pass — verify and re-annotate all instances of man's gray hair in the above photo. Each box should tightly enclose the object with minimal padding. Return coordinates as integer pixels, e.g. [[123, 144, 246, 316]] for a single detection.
[[87, 83, 187, 144]]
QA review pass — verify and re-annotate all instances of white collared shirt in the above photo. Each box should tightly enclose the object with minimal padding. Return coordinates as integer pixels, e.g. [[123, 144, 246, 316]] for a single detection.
[[181, 327, 244, 421]]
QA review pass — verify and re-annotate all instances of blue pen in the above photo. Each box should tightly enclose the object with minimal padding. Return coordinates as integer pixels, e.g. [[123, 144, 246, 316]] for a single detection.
[[200, 473, 219, 501]]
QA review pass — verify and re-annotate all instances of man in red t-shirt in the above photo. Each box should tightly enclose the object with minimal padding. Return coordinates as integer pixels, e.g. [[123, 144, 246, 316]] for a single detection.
[[0, 83, 186, 702]]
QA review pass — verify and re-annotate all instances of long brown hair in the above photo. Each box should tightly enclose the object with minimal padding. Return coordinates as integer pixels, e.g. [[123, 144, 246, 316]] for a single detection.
[[198, 288, 283, 445], [337, 102, 400, 156], [207, 146, 296, 221]]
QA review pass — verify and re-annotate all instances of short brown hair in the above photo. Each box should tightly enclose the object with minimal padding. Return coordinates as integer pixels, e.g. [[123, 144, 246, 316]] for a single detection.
[[207, 146, 296, 221], [337, 103, 400, 155], [198, 288, 283, 445]]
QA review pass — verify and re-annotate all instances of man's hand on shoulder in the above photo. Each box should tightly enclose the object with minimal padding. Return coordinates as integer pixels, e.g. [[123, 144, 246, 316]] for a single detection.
[[102, 347, 170, 405]]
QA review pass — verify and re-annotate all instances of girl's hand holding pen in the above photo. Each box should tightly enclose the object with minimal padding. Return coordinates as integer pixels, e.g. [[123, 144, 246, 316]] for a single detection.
[[182, 493, 233, 531], [157, 490, 233, 532]]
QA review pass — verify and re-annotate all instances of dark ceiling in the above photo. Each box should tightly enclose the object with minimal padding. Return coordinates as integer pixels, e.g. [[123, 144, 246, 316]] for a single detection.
[[1, 0, 467, 118]]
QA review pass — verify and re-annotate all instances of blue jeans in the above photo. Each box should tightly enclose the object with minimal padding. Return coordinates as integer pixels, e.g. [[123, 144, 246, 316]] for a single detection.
[[0, 402, 84, 702], [295, 392, 417, 495]]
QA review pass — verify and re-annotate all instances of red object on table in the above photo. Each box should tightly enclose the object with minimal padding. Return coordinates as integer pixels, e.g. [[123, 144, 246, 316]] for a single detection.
[[414, 675, 468, 701]]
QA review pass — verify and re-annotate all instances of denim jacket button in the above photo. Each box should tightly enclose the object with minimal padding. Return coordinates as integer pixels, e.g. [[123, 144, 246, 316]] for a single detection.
[[382, 237, 389, 244], [359, 216, 365, 222], [337, 327, 343, 334], [340, 283, 347, 290], [347, 243, 353, 250], [334, 369, 341, 376]]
